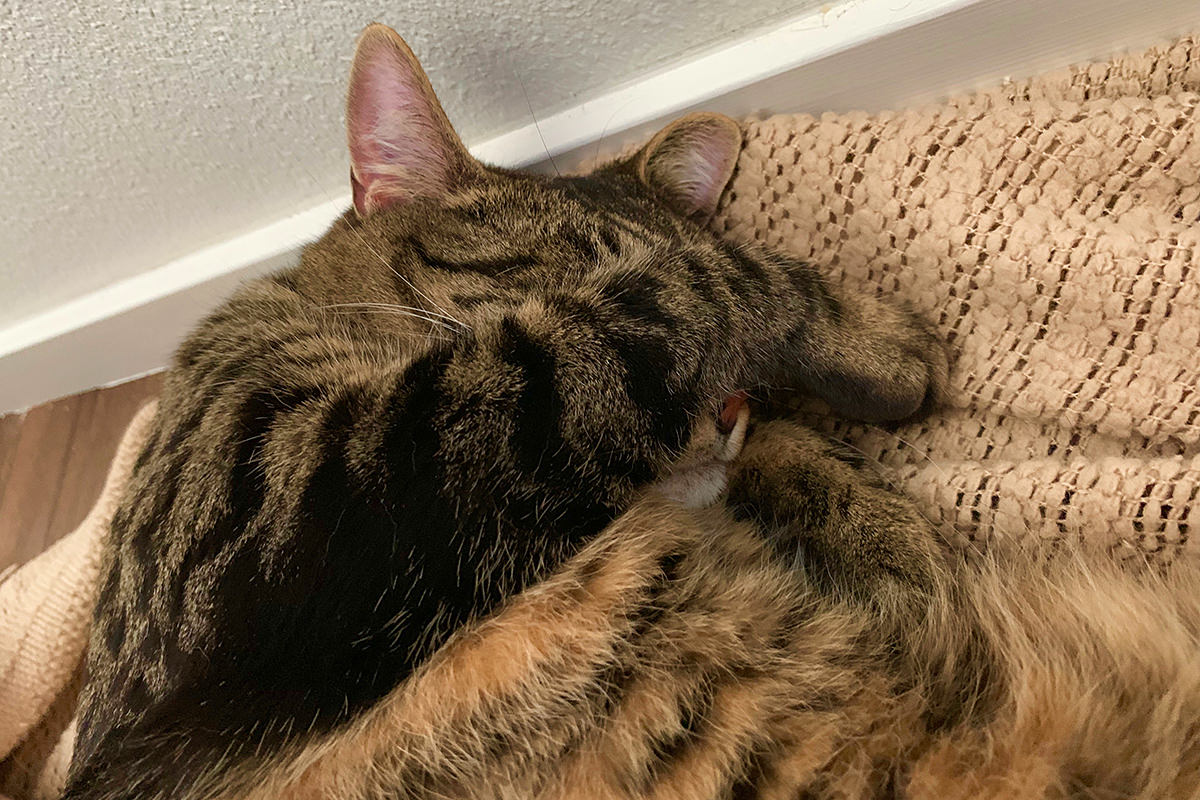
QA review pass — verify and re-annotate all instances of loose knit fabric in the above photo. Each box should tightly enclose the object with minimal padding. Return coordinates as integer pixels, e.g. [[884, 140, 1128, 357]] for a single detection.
[[712, 34, 1200, 561], [1, 32, 1199, 799]]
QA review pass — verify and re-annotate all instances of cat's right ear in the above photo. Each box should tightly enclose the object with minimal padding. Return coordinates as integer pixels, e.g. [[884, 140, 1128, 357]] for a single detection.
[[346, 24, 479, 216]]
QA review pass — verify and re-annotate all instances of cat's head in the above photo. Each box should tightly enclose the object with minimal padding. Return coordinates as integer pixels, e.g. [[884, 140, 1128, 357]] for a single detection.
[[291, 23, 743, 309], [286, 23, 754, 495], [286, 22, 751, 421], [344, 22, 741, 224]]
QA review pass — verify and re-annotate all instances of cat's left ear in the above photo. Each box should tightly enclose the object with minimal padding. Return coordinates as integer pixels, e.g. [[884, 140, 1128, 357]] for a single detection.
[[346, 23, 480, 216], [635, 113, 742, 220]]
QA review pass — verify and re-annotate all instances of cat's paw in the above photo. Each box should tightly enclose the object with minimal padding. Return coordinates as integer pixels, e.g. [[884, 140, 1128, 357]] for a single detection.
[[726, 420, 945, 607], [792, 296, 951, 424], [836, 301, 950, 423], [883, 305, 950, 420]]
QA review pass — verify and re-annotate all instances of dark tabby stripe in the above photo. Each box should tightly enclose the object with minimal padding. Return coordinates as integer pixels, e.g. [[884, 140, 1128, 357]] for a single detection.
[[407, 236, 534, 275]]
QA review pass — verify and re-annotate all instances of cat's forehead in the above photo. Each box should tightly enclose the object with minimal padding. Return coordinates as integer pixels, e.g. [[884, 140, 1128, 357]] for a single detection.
[[482, 166, 685, 232], [550, 169, 667, 217], [319, 164, 689, 267], [363, 164, 687, 238]]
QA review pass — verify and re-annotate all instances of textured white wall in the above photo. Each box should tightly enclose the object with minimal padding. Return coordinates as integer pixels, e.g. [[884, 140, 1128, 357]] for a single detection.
[[0, 0, 821, 328]]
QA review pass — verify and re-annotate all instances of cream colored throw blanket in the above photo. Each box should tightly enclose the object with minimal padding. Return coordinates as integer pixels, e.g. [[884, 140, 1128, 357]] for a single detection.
[[2, 33, 1198, 799]]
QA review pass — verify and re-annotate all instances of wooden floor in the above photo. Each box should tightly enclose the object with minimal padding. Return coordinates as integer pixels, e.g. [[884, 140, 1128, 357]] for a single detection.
[[0, 373, 163, 574]]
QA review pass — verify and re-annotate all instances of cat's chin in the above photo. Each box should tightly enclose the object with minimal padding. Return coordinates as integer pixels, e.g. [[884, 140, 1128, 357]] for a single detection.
[[653, 394, 750, 509]]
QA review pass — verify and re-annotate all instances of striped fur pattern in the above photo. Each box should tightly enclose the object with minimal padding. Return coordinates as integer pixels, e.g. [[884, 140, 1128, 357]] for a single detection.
[[65, 23, 1200, 799]]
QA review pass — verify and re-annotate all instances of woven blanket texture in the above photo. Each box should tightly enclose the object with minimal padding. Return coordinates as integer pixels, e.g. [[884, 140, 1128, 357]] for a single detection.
[[2, 32, 1199, 799], [713, 36, 1200, 560]]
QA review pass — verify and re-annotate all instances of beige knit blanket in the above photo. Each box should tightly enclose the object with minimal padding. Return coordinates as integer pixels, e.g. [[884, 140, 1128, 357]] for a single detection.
[[2, 33, 1199, 799]]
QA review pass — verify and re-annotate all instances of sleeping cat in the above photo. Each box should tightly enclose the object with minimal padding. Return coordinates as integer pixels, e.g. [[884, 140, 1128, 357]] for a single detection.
[[65, 23, 1200, 800]]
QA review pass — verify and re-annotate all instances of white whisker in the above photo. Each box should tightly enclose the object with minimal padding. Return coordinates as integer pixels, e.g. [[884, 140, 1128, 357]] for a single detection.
[[862, 423, 1036, 540], [515, 70, 561, 178], [344, 225, 472, 331], [316, 303, 461, 335], [319, 302, 466, 328], [293, 160, 471, 332], [828, 438, 950, 537]]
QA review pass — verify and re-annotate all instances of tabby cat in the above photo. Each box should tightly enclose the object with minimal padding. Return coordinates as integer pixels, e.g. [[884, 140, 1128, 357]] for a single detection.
[[66, 23, 1200, 800]]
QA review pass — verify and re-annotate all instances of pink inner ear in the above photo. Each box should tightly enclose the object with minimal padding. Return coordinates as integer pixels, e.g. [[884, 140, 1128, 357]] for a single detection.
[[347, 32, 458, 215], [645, 118, 740, 218], [672, 131, 736, 215]]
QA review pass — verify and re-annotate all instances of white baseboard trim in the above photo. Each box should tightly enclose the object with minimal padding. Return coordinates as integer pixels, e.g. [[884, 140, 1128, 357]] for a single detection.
[[3, 0, 1199, 412]]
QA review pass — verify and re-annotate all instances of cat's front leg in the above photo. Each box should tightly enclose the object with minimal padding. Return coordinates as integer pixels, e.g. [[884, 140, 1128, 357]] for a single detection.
[[794, 291, 950, 423], [740, 248, 950, 423], [725, 419, 948, 611]]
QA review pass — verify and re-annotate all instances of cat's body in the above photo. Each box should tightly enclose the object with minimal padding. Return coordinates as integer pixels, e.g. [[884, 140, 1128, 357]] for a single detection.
[[65, 24, 1200, 800], [196, 471, 1200, 800]]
